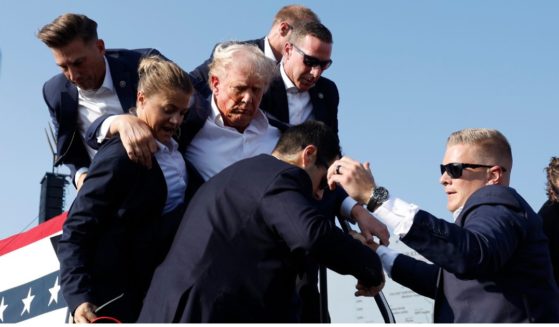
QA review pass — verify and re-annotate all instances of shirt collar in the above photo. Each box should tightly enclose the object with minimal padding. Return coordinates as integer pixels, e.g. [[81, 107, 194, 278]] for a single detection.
[[156, 138, 179, 153], [263, 36, 278, 63], [210, 94, 270, 133], [280, 62, 299, 94], [452, 206, 464, 222]]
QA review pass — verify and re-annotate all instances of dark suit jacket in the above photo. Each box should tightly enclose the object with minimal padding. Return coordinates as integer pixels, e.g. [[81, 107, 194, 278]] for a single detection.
[[57, 137, 199, 322], [391, 185, 559, 323], [189, 37, 265, 98], [42, 48, 161, 184], [260, 67, 340, 134], [137, 154, 383, 323], [538, 200, 559, 284]]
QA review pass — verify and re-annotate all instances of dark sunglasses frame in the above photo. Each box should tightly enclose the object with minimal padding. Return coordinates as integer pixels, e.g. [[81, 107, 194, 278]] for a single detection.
[[291, 43, 333, 70], [440, 162, 507, 179]]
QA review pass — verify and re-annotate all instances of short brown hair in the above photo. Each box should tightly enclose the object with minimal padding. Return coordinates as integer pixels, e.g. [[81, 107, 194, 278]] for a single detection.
[[37, 13, 98, 48], [545, 157, 559, 202], [273, 5, 320, 27]]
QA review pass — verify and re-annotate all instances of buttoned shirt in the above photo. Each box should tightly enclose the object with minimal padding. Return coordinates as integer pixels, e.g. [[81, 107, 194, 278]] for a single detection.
[[75, 57, 124, 185], [280, 63, 314, 125], [185, 96, 282, 181], [154, 139, 188, 214]]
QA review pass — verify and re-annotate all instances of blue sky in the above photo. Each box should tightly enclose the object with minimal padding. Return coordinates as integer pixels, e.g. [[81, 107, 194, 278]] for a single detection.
[[0, 0, 558, 321]]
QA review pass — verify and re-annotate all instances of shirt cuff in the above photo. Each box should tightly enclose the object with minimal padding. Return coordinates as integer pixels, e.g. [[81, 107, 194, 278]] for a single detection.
[[373, 196, 419, 237], [74, 167, 89, 186], [340, 197, 357, 221], [97, 115, 118, 144], [376, 245, 400, 278]]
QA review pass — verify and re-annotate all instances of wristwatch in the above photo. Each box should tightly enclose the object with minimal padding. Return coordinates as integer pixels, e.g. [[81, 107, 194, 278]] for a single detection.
[[366, 186, 389, 212]]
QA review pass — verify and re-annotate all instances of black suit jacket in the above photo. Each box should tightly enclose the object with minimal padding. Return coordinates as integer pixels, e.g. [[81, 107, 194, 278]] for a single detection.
[[391, 185, 559, 323], [189, 37, 266, 98], [137, 154, 383, 323], [57, 137, 198, 322], [42, 48, 161, 184], [538, 200, 559, 284], [260, 67, 340, 134]]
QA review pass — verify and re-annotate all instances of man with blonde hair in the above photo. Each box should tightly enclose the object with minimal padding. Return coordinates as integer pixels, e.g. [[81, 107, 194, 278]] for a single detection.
[[328, 128, 559, 322]]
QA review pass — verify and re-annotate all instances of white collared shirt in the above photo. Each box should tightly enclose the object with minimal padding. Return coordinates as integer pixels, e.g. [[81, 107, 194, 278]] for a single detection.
[[263, 36, 279, 63], [280, 63, 313, 125], [75, 57, 124, 185], [154, 139, 188, 214], [184, 96, 282, 181]]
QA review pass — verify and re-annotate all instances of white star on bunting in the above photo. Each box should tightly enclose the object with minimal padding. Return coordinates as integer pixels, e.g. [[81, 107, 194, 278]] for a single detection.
[[48, 277, 61, 306], [21, 288, 35, 316], [0, 297, 8, 322]]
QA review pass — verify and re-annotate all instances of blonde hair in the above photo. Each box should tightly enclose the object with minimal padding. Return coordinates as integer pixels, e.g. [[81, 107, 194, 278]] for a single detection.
[[208, 42, 276, 92], [138, 55, 193, 98], [447, 128, 512, 171]]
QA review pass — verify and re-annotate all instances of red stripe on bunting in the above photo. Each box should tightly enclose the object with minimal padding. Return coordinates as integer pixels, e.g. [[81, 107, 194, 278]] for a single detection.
[[0, 212, 67, 256]]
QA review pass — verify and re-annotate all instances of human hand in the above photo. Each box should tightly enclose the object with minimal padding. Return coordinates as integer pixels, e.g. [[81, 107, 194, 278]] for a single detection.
[[111, 115, 157, 168], [355, 278, 385, 297], [73, 302, 98, 323], [351, 205, 390, 246], [327, 156, 376, 205]]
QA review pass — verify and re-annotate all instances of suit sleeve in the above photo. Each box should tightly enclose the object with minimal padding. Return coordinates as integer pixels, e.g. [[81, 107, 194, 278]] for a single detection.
[[42, 80, 90, 183], [259, 168, 384, 287], [402, 206, 528, 278], [56, 141, 140, 312], [391, 254, 438, 299]]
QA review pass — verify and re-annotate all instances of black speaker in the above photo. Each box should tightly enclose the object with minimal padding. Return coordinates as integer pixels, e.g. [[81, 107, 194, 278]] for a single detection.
[[38, 172, 69, 223]]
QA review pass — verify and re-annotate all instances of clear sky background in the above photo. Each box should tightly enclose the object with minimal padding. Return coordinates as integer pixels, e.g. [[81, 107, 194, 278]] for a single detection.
[[0, 0, 557, 322]]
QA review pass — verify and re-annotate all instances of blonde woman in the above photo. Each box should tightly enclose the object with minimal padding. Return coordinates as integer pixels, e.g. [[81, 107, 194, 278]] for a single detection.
[[57, 56, 195, 323]]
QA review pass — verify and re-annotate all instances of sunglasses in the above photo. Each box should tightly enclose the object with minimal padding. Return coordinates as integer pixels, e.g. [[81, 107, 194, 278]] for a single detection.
[[440, 163, 507, 179], [291, 43, 332, 70]]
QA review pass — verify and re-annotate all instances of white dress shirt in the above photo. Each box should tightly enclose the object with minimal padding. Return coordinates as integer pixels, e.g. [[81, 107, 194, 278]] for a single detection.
[[154, 139, 188, 214], [263, 36, 279, 63], [75, 57, 124, 185], [280, 63, 314, 125], [185, 97, 282, 181]]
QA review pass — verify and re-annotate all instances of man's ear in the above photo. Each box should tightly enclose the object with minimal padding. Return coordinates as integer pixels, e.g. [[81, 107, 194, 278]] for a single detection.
[[95, 39, 106, 55], [301, 144, 318, 168], [210, 75, 220, 94], [486, 166, 504, 185], [279, 21, 292, 37]]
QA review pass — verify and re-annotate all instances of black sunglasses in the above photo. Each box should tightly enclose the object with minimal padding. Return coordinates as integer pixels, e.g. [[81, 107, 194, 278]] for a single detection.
[[440, 162, 507, 179], [291, 43, 332, 70]]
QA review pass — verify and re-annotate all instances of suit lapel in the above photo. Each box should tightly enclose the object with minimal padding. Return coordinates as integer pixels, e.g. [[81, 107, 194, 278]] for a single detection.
[[309, 81, 325, 122], [107, 56, 136, 113], [271, 77, 290, 123]]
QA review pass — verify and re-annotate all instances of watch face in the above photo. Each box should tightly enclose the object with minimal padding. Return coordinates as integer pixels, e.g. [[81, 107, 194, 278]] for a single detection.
[[374, 187, 389, 202]]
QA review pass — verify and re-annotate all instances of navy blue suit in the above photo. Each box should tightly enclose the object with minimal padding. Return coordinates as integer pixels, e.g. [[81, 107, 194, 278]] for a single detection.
[[189, 37, 265, 98], [391, 185, 559, 322], [57, 137, 201, 322], [42, 48, 161, 183], [137, 154, 383, 323], [538, 200, 559, 284], [260, 67, 340, 135]]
